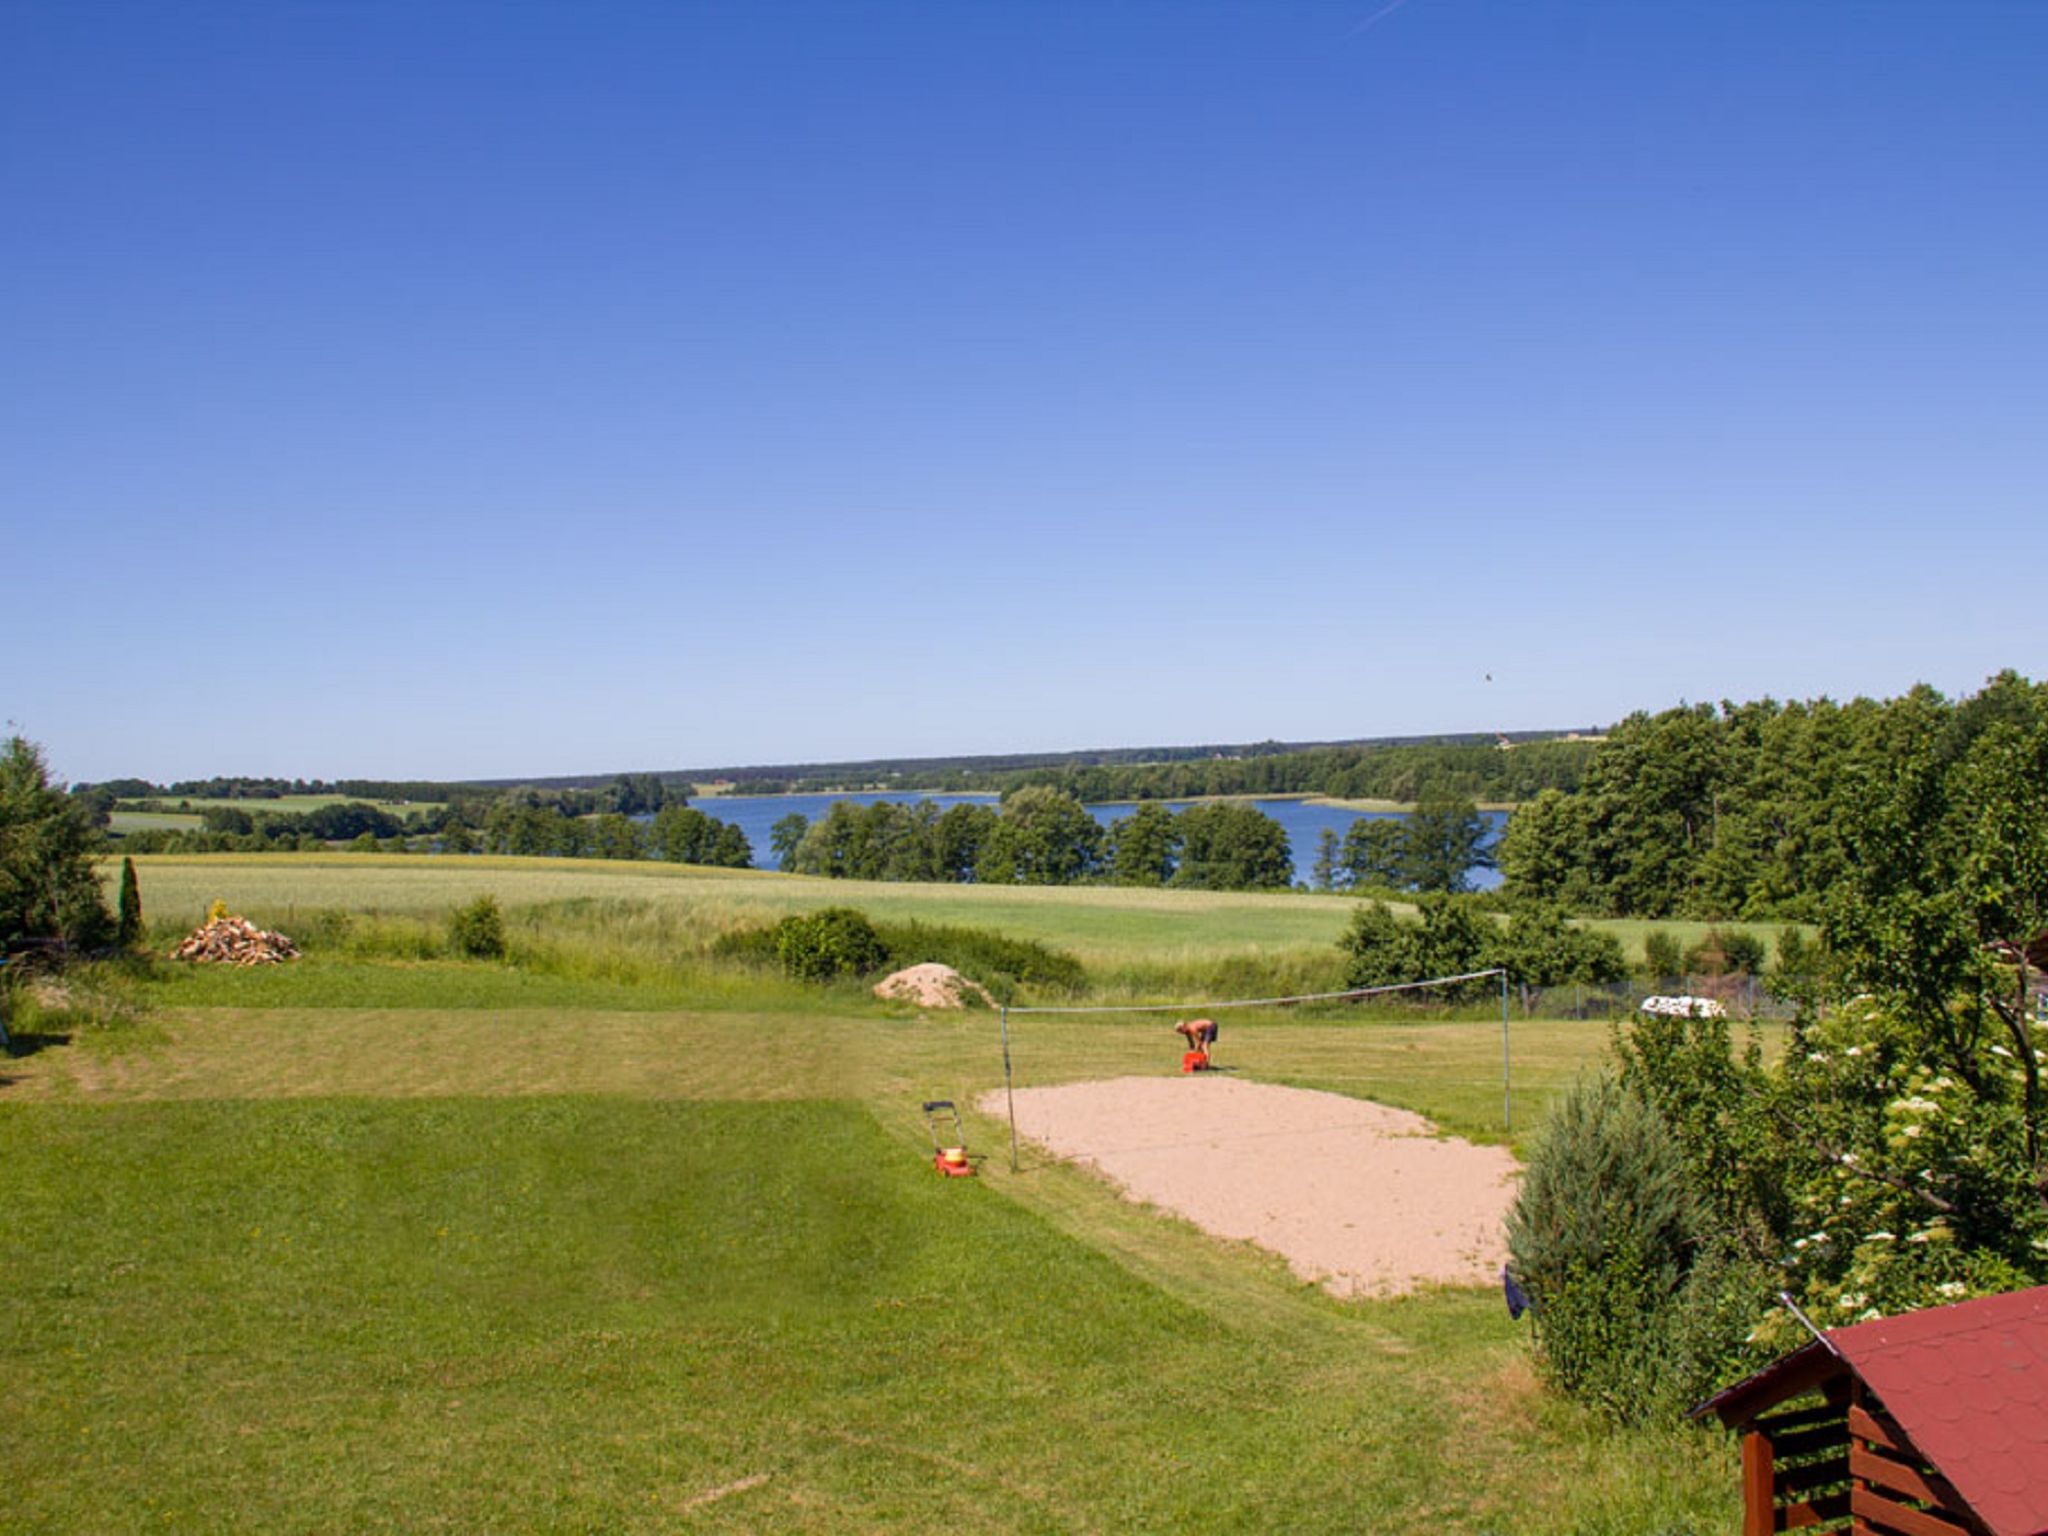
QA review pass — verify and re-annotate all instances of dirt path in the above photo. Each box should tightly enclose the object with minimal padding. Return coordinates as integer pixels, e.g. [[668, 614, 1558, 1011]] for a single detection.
[[985, 1075, 1519, 1297]]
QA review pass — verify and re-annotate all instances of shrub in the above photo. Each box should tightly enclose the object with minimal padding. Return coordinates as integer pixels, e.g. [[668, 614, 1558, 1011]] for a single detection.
[[1684, 926, 1764, 978], [1641, 928, 1682, 982], [1506, 1074, 1703, 1423], [447, 895, 507, 959], [772, 907, 887, 983], [1339, 900, 1420, 990]]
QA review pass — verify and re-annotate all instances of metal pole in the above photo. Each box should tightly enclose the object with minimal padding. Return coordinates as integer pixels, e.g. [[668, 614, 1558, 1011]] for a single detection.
[[1001, 1004, 1019, 1173], [1499, 969, 1512, 1137]]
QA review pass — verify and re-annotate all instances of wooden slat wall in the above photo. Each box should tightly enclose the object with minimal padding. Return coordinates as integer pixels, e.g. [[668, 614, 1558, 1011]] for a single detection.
[[1843, 1385, 1989, 1536], [1748, 1393, 1854, 1535]]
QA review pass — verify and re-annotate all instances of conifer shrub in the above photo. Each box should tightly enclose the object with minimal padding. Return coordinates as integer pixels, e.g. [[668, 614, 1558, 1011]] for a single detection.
[[116, 857, 143, 948], [1506, 1074, 1706, 1422]]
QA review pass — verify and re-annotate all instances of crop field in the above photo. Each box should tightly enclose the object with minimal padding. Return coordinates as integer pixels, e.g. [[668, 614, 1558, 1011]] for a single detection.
[[107, 809, 204, 833], [118, 794, 447, 816], [117, 852, 1740, 969], [3, 856, 1742, 1531]]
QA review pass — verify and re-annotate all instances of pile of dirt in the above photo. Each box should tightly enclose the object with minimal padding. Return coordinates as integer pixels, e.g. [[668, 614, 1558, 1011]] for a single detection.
[[872, 963, 993, 1009], [171, 916, 300, 966]]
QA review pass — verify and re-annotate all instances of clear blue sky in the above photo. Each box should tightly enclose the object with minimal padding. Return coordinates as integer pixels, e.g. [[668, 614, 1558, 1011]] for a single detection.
[[6, 1, 2045, 784]]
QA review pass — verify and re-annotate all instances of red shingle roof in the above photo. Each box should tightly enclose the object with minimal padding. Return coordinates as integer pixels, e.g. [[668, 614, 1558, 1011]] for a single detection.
[[1700, 1286, 2048, 1536], [1828, 1288, 2048, 1536]]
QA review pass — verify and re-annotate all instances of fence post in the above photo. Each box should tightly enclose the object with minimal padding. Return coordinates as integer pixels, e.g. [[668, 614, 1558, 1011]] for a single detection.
[[1001, 1004, 1019, 1173], [1499, 969, 1512, 1137]]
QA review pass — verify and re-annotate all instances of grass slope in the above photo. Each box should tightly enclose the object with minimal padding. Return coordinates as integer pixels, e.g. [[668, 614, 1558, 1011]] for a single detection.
[[3, 856, 1744, 1531]]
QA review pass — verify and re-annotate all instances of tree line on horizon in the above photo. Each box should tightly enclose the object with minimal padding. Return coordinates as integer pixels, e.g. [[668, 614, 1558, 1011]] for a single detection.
[[70, 737, 1594, 820]]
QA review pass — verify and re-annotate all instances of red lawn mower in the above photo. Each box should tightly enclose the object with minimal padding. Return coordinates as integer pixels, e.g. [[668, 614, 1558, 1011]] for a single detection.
[[923, 1100, 980, 1177]]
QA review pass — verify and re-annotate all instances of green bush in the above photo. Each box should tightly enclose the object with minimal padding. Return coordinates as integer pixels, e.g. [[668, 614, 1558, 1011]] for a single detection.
[[448, 895, 507, 959], [1506, 1074, 1703, 1423], [772, 907, 888, 983], [1640, 928, 1682, 982]]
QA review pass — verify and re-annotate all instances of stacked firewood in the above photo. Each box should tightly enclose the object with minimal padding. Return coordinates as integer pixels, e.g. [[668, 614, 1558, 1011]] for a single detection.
[[171, 915, 300, 965]]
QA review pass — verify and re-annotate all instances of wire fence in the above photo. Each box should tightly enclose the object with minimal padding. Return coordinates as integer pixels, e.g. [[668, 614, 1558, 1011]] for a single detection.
[[1511, 975, 1800, 1023]]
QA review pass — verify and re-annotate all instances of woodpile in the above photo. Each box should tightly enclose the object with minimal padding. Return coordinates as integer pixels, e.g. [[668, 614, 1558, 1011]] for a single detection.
[[172, 915, 300, 966]]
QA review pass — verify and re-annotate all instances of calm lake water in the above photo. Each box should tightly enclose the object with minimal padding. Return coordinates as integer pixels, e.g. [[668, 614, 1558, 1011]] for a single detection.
[[690, 792, 1505, 890]]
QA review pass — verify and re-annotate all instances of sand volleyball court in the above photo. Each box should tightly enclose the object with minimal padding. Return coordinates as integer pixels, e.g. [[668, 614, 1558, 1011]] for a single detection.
[[986, 1075, 1518, 1297]]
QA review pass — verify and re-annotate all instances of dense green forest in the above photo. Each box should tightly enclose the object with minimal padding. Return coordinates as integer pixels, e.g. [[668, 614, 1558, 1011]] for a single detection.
[[1499, 670, 2048, 919]]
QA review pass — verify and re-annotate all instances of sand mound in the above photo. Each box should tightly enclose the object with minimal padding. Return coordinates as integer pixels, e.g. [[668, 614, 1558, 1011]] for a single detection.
[[985, 1075, 1518, 1297], [872, 963, 993, 1009]]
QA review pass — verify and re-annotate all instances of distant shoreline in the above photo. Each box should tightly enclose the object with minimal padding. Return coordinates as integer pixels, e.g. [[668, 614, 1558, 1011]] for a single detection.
[[689, 786, 1518, 813]]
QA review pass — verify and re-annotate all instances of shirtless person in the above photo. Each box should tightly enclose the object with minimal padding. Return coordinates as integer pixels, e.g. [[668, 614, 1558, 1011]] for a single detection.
[[1175, 1017, 1218, 1063]]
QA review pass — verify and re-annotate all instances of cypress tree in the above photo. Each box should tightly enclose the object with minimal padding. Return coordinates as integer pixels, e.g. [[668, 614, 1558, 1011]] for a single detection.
[[116, 856, 142, 947]]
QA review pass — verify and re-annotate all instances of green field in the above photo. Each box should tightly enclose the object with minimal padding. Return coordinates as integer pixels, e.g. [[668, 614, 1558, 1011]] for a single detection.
[[108, 809, 205, 834], [3, 856, 1742, 1531], [119, 794, 447, 815], [116, 852, 1744, 970]]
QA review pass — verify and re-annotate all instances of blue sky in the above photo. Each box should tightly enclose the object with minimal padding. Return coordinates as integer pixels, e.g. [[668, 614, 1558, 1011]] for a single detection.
[[5, 1, 2045, 783]]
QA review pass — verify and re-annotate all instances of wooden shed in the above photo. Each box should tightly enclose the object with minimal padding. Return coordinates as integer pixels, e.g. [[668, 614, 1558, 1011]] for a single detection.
[[1694, 1286, 2048, 1535]]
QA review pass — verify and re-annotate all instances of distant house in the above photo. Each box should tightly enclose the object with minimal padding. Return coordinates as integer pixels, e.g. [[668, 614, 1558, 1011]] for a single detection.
[[1694, 1286, 2048, 1535]]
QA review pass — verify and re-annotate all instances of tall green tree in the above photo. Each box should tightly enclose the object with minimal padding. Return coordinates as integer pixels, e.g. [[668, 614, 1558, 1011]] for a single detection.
[[1107, 802, 1180, 886], [1310, 827, 1342, 892], [1339, 817, 1407, 890], [769, 812, 809, 872], [0, 736, 113, 950], [976, 787, 1102, 885], [1401, 796, 1493, 894], [1174, 802, 1292, 890], [931, 802, 997, 882]]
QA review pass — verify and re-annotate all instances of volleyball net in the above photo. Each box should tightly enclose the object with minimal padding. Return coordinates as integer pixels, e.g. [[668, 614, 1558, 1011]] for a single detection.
[[994, 968, 1513, 1171]]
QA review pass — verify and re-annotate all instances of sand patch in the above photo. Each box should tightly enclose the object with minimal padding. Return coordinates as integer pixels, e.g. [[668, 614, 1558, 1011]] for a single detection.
[[986, 1075, 1517, 1297], [872, 963, 992, 1009]]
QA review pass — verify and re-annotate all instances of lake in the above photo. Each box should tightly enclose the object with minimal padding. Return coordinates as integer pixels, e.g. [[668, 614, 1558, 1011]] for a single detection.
[[686, 792, 1505, 890]]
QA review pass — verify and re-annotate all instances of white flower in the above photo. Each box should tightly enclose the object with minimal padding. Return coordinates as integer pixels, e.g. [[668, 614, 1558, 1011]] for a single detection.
[[1867, 1231, 1896, 1242], [1846, 1046, 1863, 1058], [1858, 1308, 1883, 1322], [1907, 1230, 1932, 1243], [1838, 1291, 1868, 1310], [1808, 1051, 1828, 1063], [1842, 1153, 1860, 1166], [1901, 1125, 1924, 1139], [1937, 1282, 1967, 1299], [1992, 1045, 2014, 1059]]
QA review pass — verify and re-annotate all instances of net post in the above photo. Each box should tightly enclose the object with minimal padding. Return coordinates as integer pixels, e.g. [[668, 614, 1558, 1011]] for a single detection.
[[1000, 1003, 1019, 1173], [1498, 968, 1512, 1137]]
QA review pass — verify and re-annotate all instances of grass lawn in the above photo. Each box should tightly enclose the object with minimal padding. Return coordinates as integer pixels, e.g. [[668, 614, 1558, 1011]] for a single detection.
[[7, 857, 1743, 1531]]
